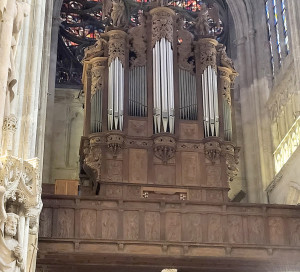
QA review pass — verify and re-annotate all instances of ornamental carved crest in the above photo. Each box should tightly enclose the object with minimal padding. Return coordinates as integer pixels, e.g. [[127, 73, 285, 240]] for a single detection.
[[196, 39, 218, 74], [153, 135, 176, 164], [151, 8, 174, 48], [108, 31, 127, 66]]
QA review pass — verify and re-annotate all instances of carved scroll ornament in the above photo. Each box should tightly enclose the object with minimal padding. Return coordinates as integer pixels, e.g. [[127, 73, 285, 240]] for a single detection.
[[150, 7, 175, 48]]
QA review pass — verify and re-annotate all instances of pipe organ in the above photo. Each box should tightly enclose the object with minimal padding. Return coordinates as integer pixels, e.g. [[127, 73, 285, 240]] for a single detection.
[[81, 5, 240, 201]]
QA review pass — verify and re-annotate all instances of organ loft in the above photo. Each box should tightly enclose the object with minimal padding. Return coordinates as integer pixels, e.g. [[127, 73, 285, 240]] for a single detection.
[[80, 1, 239, 201]]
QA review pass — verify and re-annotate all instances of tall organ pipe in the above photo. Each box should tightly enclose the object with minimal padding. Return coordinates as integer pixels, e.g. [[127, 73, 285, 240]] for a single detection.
[[108, 57, 124, 130]]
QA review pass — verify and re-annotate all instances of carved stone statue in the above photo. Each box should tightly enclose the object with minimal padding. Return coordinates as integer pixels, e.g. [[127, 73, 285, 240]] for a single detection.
[[111, 0, 126, 27], [0, 212, 24, 272]]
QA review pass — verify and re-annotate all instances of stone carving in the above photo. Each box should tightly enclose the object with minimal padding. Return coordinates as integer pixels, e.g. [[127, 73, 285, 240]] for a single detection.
[[83, 38, 108, 61], [0, 211, 24, 272], [153, 135, 176, 164], [177, 17, 194, 72], [150, 8, 175, 48], [204, 141, 221, 164], [195, 39, 218, 74], [83, 140, 102, 182], [108, 30, 127, 66], [107, 133, 124, 158], [221, 144, 240, 182], [128, 14, 147, 67]]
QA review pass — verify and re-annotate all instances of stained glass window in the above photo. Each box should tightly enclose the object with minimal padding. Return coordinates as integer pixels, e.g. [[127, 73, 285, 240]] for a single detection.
[[265, 0, 290, 75]]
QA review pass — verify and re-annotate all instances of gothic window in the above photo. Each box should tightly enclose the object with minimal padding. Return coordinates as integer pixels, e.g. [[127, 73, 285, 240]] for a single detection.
[[265, 0, 290, 75]]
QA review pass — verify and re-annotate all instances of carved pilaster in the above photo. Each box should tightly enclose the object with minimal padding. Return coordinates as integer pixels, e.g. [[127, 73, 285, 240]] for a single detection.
[[107, 30, 127, 67], [195, 38, 218, 75], [150, 7, 175, 48]]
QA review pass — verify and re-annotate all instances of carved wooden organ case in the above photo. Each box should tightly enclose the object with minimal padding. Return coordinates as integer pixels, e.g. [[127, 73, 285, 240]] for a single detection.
[[80, 6, 239, 202]]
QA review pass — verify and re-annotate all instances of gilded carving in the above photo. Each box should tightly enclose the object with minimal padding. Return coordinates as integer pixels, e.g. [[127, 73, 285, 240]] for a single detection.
[[83, 38, 108, 61]]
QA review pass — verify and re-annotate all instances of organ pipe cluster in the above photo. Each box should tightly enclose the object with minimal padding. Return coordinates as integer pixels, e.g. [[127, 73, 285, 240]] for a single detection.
[[82, 6, 237, 140]]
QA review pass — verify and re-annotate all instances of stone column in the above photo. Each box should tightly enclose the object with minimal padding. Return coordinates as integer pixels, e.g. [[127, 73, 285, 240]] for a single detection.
[[0, 0, 16, 155]]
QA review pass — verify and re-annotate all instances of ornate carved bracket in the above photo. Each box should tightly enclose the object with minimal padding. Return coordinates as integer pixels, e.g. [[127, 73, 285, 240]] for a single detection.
[[221, 144, 240, 182], [107, 133, 124, 158], [204, 140, 221, 164], [83, 139, 102, 182], [153, 135, 176, 164]]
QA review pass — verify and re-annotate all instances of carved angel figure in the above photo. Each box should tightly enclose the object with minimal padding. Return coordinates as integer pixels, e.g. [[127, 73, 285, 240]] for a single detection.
[[218, 45, 235, 69], [111, 0, 126, 27], [83, 37, 108, 61], [195, 4, 210, 36], [0, 187, 24, 272]]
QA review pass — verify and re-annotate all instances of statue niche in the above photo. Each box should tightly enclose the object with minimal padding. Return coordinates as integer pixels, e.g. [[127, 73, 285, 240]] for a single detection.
[[0, 188, 24, 272]]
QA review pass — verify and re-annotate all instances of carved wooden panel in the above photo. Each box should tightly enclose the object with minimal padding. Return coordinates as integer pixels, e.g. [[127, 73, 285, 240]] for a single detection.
[[80, 209, 97, 238], [268, 217, 286, 245], [39, 208, 53, 237], [128, 120, 147, 137], [125, 185, 141, 199], [181, 152, 199, 186], [207, 214, 222, 243], [129, 148, 148, 183], [206, 164, 221, 187], [206, 190, 223, 202], [154, 165, 176, 185], [166, 213, 181, 241], [101, 210, 118, 239], [106, 160, 123, 182], [180, 123, 199, 140], [247, 216, 265, 244], [145, 212, 160, 241], [124, 211, 139, 240], [227, 215, 243, 244], [54, 208, 74, 238], [104, 184, 123, 198], [182, 213, 202, 242], [289, 218, 300, 246]]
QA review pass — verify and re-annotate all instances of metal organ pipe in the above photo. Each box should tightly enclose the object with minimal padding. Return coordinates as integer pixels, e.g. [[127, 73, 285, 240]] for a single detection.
[[108, 57, 124, 131], [202, 66, 219, 137], [153, 38, 175, 133]]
